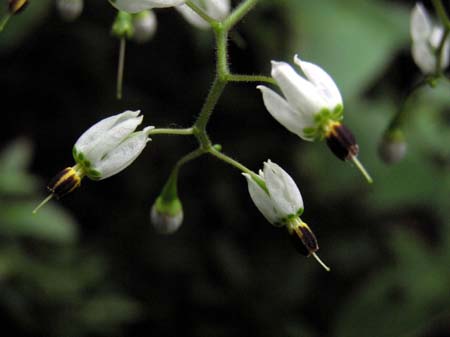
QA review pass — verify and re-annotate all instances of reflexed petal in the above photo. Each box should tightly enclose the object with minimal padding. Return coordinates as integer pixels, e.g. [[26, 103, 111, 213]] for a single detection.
[[257, 86, 314, 141], [74, 110, 141, 157], [263, 161, 303, 217], [412, 41, 436, 74], [271, 61, 326, 118], [83, 115, 143, 162], [243, 173, 281, 226], [294, 55, 342, 110], [94, 130, 150, 179], [411, 3, 432, 41]]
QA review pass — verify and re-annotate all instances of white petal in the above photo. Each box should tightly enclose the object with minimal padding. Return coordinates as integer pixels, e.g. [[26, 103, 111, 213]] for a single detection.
[[111, 0, 186, 13], [430, 27, 450, 69], [257, 85, 314, 141], [83, 115, 143, 163], [412, 41, 436, 74], [263, 161, 303, 218], [242, 173, 281, 226], [74, 110, 140, 157], [206, 0, 230, 21], [411, 3, 432, 41], [94, 131, 149, 180], [294, 55, 342, 110], [271, 61, 326, 119], [133, 10, 158, 43], [176, 4, 210, 29]]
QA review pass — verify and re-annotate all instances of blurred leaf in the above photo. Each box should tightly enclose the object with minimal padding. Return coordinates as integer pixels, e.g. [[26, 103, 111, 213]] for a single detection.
[[0, 138, 38, 195], [0, 0, 52, 51], [0, 200, 77, 243], [285, 0, 409, 98], [334, 228, 450, 337]]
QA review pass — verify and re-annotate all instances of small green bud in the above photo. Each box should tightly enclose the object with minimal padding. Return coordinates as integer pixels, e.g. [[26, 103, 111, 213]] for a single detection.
[[378, 129, 407, 164], [150, 196, 183, 234], [112, 11, 134, 38]]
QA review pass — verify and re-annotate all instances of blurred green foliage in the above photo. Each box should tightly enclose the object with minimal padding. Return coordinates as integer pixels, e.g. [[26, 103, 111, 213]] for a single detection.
[[0, 0, 449, 337]]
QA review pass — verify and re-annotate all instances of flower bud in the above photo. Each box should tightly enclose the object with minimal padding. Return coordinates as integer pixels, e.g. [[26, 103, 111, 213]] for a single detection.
[[378, 129, 407, 164], [8, 0, 28, 14], [151, 196, 183, 234], [56, 0, 84, 22], [132, 10, 157, 43]]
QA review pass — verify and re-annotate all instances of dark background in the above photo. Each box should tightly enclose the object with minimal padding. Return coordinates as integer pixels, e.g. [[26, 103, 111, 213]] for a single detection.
[[0, 0, 449, 336]]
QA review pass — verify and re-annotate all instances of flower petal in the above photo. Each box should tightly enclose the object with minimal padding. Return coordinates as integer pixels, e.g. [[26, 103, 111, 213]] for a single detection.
[[411, 3, 432, 42], [294, 55, 342, 111], [257, 85, 314, 141], [412, 41, 436, 74], [243, 173, 281, 226], [263, 160, 303, 218], [176, 4, 210, 29], [94, 130, 150, 180], [82, 114, 144, 163], [206, 0, 230, 21], [110, 0, 186, 13], [271, 61, 326, 118], [74, 110, 141, 158]]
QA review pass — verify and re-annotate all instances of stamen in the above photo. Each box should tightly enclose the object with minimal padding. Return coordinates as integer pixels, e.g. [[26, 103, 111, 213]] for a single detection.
[[311, 252, 331, 272], [350, 155, 373, 184], [32, 194, 53, 214]]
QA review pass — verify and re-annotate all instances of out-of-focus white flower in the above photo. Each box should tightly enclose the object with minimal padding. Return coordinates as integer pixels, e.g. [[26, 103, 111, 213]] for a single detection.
[[132, 10, 157, 43], [176, 0, 230, 29], [56, 0, 84, 21], [151, 196, 183, 234], [110, 0, 186, 13], [243, 160, 330, 271], [411, 3, 450, 74], [258, 54, 343, 142]]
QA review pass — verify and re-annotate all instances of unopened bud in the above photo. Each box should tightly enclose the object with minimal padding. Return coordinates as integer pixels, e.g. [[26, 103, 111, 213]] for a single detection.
[[132, 10, 157, 43], [56, 0, 83, 22], [378, 129, 407, 164], [151, 196, 183, 234]]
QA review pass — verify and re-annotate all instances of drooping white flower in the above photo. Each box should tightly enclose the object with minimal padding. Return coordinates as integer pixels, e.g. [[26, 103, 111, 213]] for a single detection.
[[110, 0, 187, 13], [73, 110, 153, 180], [411, 3, 450, 74], [243, 160, 329, 271], [176, 0, 230, 29], [243, 160, 303, 226], [258, 55, 343, 141]]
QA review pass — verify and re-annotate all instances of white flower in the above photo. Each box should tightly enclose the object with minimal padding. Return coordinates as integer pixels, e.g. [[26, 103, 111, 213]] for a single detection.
[[242, 160, 303, 226], [73, 110, 153, 180], [110, 0, 186, 13], [176, 0, 230, 29], [132, 10, 157, 43], [257, 55, 343, 141], [411, 3, 450, 74]]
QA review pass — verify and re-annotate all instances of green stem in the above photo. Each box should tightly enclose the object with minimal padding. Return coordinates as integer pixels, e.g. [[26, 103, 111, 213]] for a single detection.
[[208, 147, 257, 178], [116, 37, 126, 100], [432, 0, 450, 29], [227, 73, 276, 84], [185, 0, 218, 26], [149, 128, 194, 136], [435, 28, 450, 75], [223, 0, 259, 31], [0, 14, 11, 32]]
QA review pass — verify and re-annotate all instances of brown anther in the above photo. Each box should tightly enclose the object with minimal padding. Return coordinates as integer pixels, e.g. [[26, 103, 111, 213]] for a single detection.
[[325, 122, 359, 161]]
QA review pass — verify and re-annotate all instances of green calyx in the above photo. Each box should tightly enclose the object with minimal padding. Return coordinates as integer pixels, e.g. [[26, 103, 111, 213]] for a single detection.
[[154, 196, 183, 217], [112, 11, 134, 39], [72, 147, 101, 180], [303, 105, 344, 140]]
